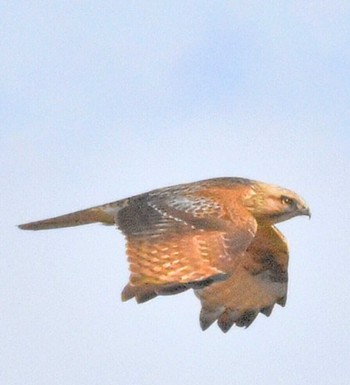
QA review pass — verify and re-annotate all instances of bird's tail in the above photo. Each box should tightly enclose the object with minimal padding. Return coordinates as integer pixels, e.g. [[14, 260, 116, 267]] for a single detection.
[[18, 200, 126, 231]]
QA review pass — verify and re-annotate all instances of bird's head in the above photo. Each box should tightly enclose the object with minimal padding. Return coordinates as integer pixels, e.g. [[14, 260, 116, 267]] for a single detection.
[[243, 182, 311, 224]]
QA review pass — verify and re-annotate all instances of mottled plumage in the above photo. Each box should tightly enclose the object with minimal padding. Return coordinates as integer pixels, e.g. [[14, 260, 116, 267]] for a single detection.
[[19, 177, 310, 332]]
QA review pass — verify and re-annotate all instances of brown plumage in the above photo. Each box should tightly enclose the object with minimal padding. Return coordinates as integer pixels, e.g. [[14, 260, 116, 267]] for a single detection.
[[18, 177, 310, 332]]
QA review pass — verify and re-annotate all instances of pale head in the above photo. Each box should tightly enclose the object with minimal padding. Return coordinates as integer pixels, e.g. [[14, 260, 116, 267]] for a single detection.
[[243, 182, 310, 224]]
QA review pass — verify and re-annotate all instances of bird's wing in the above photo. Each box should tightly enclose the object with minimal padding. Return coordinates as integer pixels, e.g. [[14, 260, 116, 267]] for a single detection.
[[195, 225, 289, 332], [117, 193, 257, 303]]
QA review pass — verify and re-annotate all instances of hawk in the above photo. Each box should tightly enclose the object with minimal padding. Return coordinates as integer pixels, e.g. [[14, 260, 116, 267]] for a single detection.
[[19, 177, 310, 332]]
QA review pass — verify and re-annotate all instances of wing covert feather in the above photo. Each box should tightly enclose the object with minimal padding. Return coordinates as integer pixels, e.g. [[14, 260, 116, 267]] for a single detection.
[[117, 192, 257, 301]]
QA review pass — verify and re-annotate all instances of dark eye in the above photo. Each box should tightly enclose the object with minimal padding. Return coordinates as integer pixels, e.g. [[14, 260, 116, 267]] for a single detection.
[[281, 196, 294, 206]]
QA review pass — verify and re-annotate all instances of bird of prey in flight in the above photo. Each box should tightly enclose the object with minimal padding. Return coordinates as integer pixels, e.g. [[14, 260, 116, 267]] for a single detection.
[[19, 177, 310, 332]]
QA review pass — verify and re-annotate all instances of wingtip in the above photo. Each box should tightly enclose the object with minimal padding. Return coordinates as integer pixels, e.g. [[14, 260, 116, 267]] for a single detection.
[[199, 319, 212, 331], [121, 284, 135, 302], [121, 284, 158, 303], [217, 311, 235, 333], [260, 305, 274, 317], [199, 309, 219, 331], [277, 295, 287, 307]]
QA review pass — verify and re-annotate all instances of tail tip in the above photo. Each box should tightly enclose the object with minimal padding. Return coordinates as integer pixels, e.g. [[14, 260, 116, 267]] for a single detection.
[[18, 223, 35, 230]]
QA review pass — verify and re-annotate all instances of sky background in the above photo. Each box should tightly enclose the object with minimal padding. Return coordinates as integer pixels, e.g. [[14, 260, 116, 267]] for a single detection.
[[2, 2, 350, 385]]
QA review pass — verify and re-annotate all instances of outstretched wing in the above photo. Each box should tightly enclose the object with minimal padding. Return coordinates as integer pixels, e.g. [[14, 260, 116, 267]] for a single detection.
[[117, 192, 257, 303], [195, 225, 289, 332]]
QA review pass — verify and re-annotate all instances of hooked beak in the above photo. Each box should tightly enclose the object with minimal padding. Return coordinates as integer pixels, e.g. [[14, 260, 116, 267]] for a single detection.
[[300, 206, 311, 219]]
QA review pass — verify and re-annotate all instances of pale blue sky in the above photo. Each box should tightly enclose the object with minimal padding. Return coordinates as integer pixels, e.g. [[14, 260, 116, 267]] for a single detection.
[[2, 2, 350, 385]]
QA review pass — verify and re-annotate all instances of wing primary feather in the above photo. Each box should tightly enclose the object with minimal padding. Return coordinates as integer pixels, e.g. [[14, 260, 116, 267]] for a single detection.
[[260, 305, 274, 317], [277, 296, 287, 307], [200, 308, 224, 331], [235, 310, 259, 328], [217, 310, 237, 333], [121, 284, 158, 303], [195, 225, 289, 332]]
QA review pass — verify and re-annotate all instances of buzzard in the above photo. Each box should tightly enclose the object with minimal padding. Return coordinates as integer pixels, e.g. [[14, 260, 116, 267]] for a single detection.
[[19, 177, 310, 332]]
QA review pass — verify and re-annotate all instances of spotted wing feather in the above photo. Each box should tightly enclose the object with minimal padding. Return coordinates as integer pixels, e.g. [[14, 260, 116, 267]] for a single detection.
[[195, 225, 289, 332], [118, 192, 257, 302]]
